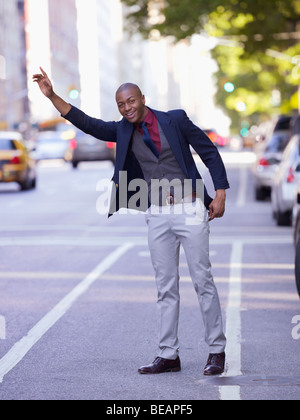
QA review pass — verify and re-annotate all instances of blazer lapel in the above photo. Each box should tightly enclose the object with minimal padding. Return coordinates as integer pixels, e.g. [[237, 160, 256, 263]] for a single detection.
[[152, 109, 189, 176], [115, 119, 134, 173]]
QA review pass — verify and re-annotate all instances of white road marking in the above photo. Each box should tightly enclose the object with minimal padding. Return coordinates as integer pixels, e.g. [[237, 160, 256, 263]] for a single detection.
[[0, 224, 290, 234], [0, 316, 6, 340], [0, 235, 292, 247], [0, 225, 148, 233], [219, 151, 256, 167], [219, 240, 243, 401], [236, 168, 248, 208], [138, 250, 218, 258], [0, 242, 133, 383]]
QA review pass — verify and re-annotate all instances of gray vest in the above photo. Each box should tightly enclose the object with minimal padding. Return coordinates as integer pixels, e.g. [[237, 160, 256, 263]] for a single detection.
[[132, 122, 192, 206]]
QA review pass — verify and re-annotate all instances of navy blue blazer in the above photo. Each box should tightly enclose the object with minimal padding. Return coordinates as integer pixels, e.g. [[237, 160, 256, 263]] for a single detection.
[[64, 106, 230, 215]]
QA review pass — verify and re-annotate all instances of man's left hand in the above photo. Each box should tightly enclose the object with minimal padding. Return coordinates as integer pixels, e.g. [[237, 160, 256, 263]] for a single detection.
[[209, 190, 226, 221]]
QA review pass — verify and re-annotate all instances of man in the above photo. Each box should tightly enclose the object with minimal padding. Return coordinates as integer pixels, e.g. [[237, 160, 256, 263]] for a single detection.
[[33, 68, 229, 376]]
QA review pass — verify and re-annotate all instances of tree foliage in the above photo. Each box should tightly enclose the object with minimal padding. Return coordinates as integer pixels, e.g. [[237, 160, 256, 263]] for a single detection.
[[121, 0, 300, 131]]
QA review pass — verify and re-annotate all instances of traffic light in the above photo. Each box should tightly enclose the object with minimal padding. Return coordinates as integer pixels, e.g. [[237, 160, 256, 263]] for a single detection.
[[68, 85, 79, 100], [235, 101, 246, 112], [69, 89, 79, 100], [240, 120, 250, 138], [240, 127, 249, 138], [224, 82, 235, 93]]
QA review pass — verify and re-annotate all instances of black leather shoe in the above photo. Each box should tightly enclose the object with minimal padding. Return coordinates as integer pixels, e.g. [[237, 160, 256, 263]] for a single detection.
[[204, 352, 225, 376], [138, 356, 181, 374]]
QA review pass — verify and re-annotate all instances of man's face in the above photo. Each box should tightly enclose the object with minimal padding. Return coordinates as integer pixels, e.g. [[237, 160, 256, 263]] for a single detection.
[[116, 87, 148, 124]]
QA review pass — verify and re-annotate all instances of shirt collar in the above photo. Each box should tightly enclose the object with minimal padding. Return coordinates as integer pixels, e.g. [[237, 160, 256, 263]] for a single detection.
[[135, 108, 156, 129], [143, 108, 155, 126]]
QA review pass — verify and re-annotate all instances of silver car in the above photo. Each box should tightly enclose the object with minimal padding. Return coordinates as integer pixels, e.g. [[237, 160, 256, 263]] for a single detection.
[[271, 134, 300, 226], [66, 130, 115, 169], [253, 130, 292, 200], [34, 131, 69, 161]]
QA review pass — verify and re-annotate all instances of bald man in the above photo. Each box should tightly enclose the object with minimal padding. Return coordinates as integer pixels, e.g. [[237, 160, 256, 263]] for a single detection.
[[33, 68, 229, 376]]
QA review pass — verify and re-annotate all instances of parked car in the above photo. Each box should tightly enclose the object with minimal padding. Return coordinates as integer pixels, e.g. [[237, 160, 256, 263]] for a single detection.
[[203, 129, 227, 147], [34, 131, 69, 161], [0, 131, 36, 191], [65, 130, 116, 169], [292, 181, 300, 297], [271, 134, 300, 226], [292, 180, 300, 244], [253, 129, 292, 201]]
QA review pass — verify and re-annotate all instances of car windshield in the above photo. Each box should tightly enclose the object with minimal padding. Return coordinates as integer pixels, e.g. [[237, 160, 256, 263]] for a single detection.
[[0, 139, 17, 150], [266, 133, 290, 153]]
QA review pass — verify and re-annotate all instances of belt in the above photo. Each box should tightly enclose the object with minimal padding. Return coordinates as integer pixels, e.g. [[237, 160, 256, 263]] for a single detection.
[[166, 192, 198, 206]]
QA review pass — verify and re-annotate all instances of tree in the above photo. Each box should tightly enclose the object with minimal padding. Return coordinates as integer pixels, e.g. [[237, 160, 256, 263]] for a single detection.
[[121, 0, 300, 132]]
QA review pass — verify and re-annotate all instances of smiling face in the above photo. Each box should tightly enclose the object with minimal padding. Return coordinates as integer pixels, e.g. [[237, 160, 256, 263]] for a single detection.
[[115, 84, 148, 125]]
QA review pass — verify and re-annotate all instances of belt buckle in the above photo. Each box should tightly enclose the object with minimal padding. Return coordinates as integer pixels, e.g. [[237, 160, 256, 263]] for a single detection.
[[166, 195, 174, 206]]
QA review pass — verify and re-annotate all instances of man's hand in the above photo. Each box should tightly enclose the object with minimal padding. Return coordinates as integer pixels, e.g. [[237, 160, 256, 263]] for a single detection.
[[32, 67, 71, 116], [209, 189, 226, 221], [32, 67, 54, 99]]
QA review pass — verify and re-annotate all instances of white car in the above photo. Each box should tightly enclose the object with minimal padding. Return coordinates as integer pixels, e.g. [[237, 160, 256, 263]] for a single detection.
[[34, 131, 69, 161], [271, 134, 300, 226], [253, 130, 291, 200]]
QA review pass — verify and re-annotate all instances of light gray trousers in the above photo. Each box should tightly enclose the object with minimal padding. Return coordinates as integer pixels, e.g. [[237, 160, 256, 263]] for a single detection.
[[145, 200, 226, 360]]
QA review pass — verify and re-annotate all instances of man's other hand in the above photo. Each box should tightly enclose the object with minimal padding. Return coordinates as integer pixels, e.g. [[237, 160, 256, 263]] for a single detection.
[[209, 190, 226, 221]]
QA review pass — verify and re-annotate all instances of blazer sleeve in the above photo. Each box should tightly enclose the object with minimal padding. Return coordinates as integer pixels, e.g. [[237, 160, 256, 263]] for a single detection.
[[176, 110, 230, 191], [63, 105, 118, 142]]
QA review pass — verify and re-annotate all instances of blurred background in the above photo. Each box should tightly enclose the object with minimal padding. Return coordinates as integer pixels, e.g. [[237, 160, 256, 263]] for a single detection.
[[0, 0, 299, 139], [1, 1, 300, 233], [1, 0, 300, 248], [0, 0, 233, 137]]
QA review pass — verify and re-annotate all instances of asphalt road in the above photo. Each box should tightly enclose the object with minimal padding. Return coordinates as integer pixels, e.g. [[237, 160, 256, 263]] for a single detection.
[[0, 151, 299, 401]]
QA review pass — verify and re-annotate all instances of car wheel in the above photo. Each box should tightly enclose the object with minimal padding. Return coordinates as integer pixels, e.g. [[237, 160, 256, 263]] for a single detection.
[[31, 178, 37, 189], [276, 210, 291, 226], [294, 221, 300, 248], [19, 174, 36, 191], [19, 177, 32, 191], [255, 186, 268, 201], [295, 238, 300, 298], [72, 161, 79, 169]]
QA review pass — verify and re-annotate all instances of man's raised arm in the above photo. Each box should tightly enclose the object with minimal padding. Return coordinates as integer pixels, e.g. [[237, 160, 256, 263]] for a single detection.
[[32, 67, 71, 117]]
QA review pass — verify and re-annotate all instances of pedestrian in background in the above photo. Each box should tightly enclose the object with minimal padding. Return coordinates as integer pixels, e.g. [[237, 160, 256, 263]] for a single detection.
[[33, 68, 230, 376]]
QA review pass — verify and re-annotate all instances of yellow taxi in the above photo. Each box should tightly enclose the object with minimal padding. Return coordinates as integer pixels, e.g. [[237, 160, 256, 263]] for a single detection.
[[0, 132, 36, 190]]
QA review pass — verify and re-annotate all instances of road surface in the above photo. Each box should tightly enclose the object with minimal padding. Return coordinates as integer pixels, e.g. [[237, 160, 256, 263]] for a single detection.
[[0, 151, 299, 401]]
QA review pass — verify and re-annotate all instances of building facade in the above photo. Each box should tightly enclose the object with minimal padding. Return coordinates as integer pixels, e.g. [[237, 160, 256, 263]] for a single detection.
[[25, 0, 80, 123], [0, 0, 229, 135], [76, 0, 123, 120], [0, 0, 29, 130]]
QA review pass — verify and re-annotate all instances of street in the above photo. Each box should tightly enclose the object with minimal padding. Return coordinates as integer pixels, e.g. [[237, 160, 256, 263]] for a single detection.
[[0, 150, 299, 401]]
